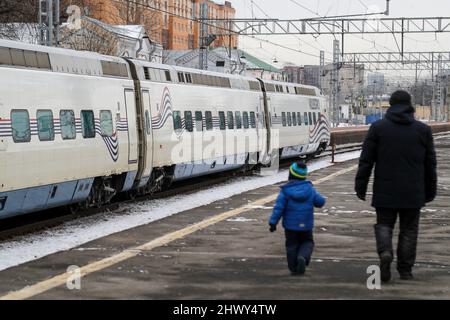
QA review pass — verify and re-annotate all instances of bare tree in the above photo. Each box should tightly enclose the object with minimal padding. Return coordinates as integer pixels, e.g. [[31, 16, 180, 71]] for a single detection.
[[112, 0, 163, 44], [0, 0, 40, 42], [60, 17, 118, 55]]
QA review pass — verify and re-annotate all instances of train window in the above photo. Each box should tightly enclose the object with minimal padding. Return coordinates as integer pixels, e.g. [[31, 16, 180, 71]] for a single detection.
[[292, 112, 297, 126], [60, 110, 76, 140], [219, 111, 226, 130], [184, 111, 193, 132], [250, 112, 256, 128], [308, 112, 313, 126], [281, 112, 287, 127], [0, 47, 12, 65], [144, 68, 150, 80], [313, 112, 317, 125], [173, 111, 182, 130], [81, 110, 96, 139], [145, 111, 151, 135], [235, 111, 242, 129], [178, 72, 185, 83], [185, 73, 192, 83], [265, 83, 275, 92], [297, 112, 302, 126], [195, 111, 203, 131], [287, 112, 292, 126], [11, 110, 31, 143], [243, 112, 249, 129], [317, 112, 321, 123], [10, 49, 26, 67], [37, 110, 54, 141], [165, 70, 172, 82], [24, 50, 38, 68], [205, 111, 213, 131], [304, 112, 308, 125], [36, 52, 51, 69], [227, 111, 234, 129], [100, 110, 113, 137]]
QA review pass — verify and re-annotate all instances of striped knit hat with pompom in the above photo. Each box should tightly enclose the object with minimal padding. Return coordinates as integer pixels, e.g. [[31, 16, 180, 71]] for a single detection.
[[289, 162, 308, 180]]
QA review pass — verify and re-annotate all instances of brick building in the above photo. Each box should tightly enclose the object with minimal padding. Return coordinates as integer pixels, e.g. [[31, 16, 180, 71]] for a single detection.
[[63, 0, 237, 50]]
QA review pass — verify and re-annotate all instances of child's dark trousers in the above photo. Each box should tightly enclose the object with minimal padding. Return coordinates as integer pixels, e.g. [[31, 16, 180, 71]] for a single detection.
[[284, 229, 315, 273]]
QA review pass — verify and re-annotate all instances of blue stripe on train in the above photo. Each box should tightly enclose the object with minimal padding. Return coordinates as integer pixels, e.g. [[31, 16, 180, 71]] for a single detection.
[[0, 171, 138, 219]]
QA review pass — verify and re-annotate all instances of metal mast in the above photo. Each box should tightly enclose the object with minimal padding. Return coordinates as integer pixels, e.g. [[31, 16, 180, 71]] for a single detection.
[[332, 40, 340, 127], [39, 0, 60, 46]]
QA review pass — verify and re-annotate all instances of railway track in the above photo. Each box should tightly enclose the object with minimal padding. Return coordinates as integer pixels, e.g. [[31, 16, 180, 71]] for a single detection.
[[2, 131, 449, 241], [0, 146, 360, 241]]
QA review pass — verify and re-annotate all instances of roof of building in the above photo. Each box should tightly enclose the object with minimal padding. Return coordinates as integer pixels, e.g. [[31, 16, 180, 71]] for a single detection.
[[211, 47, 282, 73]]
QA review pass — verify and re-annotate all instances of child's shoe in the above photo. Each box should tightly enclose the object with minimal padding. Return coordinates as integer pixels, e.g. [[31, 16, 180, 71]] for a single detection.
[[296, 256, 306, 275]]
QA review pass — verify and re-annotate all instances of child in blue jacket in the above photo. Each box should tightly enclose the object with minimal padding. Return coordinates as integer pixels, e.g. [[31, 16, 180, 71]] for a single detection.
[[269, 162, 326, 275]]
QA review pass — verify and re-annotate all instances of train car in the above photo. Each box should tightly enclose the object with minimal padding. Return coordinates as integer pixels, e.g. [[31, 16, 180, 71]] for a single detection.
[[260, 79, 330, 159], [0, 39, 330, 220], [0, 39, 139, 218], [125, 59, 269, 193]]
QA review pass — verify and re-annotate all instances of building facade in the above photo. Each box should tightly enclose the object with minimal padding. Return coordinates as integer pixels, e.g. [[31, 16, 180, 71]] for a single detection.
[[63, 0, 237, 50], [282, 65, 304, 84]]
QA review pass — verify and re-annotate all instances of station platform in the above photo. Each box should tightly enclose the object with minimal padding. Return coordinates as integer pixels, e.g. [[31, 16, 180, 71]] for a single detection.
[[0, 136, 449, 300]]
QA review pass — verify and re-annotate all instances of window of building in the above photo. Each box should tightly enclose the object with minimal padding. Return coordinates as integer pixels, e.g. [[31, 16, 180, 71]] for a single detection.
[[81, 110, 95, 138], [11, 110, 31, 143], [297, 112, 302, 125], [227, 111, 234, 129], [250, 112, 256, 128], [37, 110, 54, 141], [184, 111, 193, 132], [205, 111, 213, 130], [243, 112, 249, 129], [235, 111, 242, 129], [281, 112, 287, 127], [100, 110, 113, 137], [145, 110, 151, 135], [60, 110, 76, 140], [195, 111, 203, 131], [219, 111, 226, 130]]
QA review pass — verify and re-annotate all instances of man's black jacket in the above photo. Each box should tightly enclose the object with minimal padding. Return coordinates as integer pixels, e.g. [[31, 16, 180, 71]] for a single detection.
[[355, 104, 437, 208]]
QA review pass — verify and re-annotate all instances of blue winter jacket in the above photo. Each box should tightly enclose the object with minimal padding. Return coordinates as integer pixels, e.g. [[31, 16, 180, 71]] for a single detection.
[[269, 180, 326, 231]]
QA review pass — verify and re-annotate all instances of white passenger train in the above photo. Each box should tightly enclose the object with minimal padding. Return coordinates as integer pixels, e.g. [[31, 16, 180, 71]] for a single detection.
[[0, 39, 330, 219]]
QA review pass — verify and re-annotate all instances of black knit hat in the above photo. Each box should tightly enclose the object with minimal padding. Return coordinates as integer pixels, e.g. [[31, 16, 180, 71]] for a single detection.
[[389, 90, 412, 107]]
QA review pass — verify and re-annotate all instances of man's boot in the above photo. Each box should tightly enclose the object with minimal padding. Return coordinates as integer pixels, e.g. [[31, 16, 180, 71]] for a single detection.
[[375, 224, 394, 282]]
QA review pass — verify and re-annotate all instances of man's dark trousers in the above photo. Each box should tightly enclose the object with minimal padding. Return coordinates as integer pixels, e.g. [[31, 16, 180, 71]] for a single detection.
[[284, 229, 314, 272], [375, 208, 421, 274]]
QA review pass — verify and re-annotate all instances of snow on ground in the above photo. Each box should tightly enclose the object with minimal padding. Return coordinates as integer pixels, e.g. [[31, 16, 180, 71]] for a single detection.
[[0, 151, 361, 271]]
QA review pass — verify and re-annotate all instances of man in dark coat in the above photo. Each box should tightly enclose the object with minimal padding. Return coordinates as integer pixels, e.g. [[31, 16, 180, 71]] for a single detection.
[[355, 90, 437, 282]]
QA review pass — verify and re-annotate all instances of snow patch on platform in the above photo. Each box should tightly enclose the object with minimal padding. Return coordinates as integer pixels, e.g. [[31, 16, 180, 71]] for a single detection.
[[0, 151, 361, 271]]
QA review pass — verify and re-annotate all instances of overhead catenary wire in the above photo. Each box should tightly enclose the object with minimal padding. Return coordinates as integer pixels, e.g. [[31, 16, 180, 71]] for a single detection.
[[108, 0, 325, 60]]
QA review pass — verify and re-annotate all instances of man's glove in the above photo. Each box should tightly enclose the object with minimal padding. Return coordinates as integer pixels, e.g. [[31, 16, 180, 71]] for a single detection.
[[269, 224, 277, 233], [356, 193, 366, 201]]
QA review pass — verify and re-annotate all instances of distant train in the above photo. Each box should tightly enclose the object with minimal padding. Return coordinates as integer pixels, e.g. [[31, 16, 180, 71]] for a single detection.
[[0, 39, 330, 219]]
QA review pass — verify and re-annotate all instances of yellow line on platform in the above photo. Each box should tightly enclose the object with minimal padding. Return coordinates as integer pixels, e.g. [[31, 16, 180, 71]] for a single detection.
[[0, 164, 358, 300]]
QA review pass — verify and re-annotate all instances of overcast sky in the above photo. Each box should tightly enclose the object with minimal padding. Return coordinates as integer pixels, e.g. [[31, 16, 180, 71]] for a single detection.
[[228, 0, 450, 79]]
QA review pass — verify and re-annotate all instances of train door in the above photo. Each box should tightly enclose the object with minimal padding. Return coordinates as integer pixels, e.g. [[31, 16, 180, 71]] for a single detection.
[[124, 89, 139, 164], [141, 90, 153, 179]]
